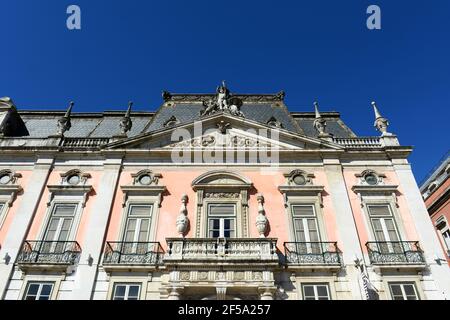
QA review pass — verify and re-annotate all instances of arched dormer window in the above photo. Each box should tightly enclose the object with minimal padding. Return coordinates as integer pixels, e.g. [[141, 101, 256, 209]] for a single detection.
[[191, 170, 252, 238]]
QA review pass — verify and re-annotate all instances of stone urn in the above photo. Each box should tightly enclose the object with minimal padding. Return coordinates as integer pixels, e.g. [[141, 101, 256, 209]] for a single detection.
[[176, 194, 189, 237], [256, 194, 268, 238]]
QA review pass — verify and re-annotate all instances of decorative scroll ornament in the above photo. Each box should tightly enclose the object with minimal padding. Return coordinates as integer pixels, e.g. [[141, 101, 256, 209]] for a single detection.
[[57, 101, 73, 136], [372, 101, 392, 136], [119, 101, 133, 135], [176, 194, 189, 237], [256, 194, 268, 238], [200, 81, 244, 117]]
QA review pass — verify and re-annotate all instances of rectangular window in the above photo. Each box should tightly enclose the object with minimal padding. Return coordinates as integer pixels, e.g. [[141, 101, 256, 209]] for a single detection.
[[302, 283, 331, 300], [122, 204, 153, 254], [23, 282, 54, 300], [442, 230, 450, 252], [42, 203, 77, 253], [112, 283, 141, 300], [388, 283, 419, 300], [207, 203, 236, 238], [368, 205, 401, 253], [291, 205, 320, 253]]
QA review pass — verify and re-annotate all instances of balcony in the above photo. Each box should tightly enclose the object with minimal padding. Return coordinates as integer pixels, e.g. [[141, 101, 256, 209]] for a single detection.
[[164, 238, 279, 267], [366, 241, 426, 269], [17, 240, 81, 271], [102, 241, 163, 271], [283, 242, 341, 271]]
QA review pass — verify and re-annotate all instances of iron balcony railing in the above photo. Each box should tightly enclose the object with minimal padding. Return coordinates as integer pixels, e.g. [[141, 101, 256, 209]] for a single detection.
[[366, 241, 425, 265], [284, 242, 341, 265], [17, 240, 81, 265], [103, 241, 164, 265], [165, 238, 279, 263]]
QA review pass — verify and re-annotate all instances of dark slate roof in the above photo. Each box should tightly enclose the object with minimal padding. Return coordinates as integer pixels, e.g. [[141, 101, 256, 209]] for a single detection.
[[13, 95, 357, 139]]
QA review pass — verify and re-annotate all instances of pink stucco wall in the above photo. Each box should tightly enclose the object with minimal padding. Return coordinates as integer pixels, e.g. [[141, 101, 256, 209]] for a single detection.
[[0, 170, 33, 244], [342, 169, 419, 253]]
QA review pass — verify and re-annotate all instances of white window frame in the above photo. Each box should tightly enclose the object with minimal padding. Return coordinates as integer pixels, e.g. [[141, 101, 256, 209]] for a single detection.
[[388, 282, 420, 300], [122, 203, 154, 243], [23, 282, 55, 300], [207, 203, 237, 238], [107, 277, 148, 300], [38, 199, 84, 243], [301, 283, 331, 300], [0, 200, 9, 230], [19, 275, 63, 300], [112, 283, 142, 300], [118, 201, 158, 243], [367, 204, 401, 243]]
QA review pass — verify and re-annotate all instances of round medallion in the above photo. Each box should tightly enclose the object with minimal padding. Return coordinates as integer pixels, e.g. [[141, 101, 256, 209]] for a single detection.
[[0, 174, 11, 184], [293, 174, 306, 185], [364, 173, 378, 185], [67, 174, 80, 185], [139, 174, 152, 185]]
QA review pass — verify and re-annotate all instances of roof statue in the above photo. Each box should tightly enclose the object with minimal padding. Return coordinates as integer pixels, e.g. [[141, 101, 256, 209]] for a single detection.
[[200, 81, 244, 118]]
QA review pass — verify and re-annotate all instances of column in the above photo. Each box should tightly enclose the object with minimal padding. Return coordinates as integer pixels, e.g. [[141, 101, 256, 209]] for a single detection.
[[393, 161, 450, 298], [0, 156, 54, 298], [323, 158, 364, 300], [69, 157, 122, 300]]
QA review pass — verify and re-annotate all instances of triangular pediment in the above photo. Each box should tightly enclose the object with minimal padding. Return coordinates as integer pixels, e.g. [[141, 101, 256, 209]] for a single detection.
[[105, 113, 343, 151]]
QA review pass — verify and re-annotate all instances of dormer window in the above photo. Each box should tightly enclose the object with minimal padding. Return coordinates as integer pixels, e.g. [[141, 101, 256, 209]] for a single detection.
[[267, 117, 283, 128], [164, 116, 179, 128]]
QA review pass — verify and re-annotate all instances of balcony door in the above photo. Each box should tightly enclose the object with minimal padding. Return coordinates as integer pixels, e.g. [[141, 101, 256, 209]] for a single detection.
[[291, 205, 321, 254], [207, 203, 236, 238], [368, 205, 401, 253], [122, 204, 153, 254], [42, 203, 77, 253]]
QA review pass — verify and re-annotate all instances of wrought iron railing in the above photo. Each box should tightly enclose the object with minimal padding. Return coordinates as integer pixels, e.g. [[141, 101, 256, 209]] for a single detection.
[[165, 238, 278, 262], [103, 241, 164, 265], [366, 241, 425, 265], [17, 240, 81, 265], [284, 242, 341, 265]]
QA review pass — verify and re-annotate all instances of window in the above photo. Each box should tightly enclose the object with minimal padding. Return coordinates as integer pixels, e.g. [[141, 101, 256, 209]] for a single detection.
[[442, 230, 450, 253], [302, 284, 331, 300], [42, 204, 77, 253], [291, 205, 320, 253], [207, 203, 236, 238], [123, 204, 153, 243], [389, 283, 419, 300], [368, 205, 401, 252], [112, 283, 141, 300], [23, 282, 54, 300]]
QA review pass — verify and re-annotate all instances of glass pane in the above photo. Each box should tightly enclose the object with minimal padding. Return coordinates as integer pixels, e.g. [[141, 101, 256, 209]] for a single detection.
[[390, 284, 402, 296], [406, 295, 417, 300], [303, 286, 315, 297], [368, 205, 391, 217], [317, 285, 328, 297], [26, 284, 39, 296], [125, 219, 137, 241], [224, 219, 231, 229], [44, 219, 59, 241], [54, 204, 77, 216], [224, 230, 230, 238], [114, 285, 126, 298], [295, 230, 306, 242], [208, 204, 236, 216], [403, 285, 415, 296], [211, 230, 220, 238], [292, 205, 315, 216], [129, 205, 152, 217], [128, 285, 140, 299]]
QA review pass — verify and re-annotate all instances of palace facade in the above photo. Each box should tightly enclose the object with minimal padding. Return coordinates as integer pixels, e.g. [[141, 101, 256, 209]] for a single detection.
[[0, 84, 449, 300]]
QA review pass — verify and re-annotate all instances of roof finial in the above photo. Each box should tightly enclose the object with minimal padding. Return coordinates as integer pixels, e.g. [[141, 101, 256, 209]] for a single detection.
[[372, 101, 391, 136], [313, 101, 331, 138], [119, 101, 133, 135], [314, 101, 321, 119], [57, 101, 73, 136]]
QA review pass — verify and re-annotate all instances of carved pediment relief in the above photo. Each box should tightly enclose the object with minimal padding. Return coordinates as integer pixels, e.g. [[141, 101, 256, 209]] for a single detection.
[[0, 169, 23, 206]]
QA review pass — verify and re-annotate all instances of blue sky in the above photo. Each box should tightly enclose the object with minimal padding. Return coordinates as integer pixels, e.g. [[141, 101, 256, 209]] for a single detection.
[[0, 0, 449, 183]]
